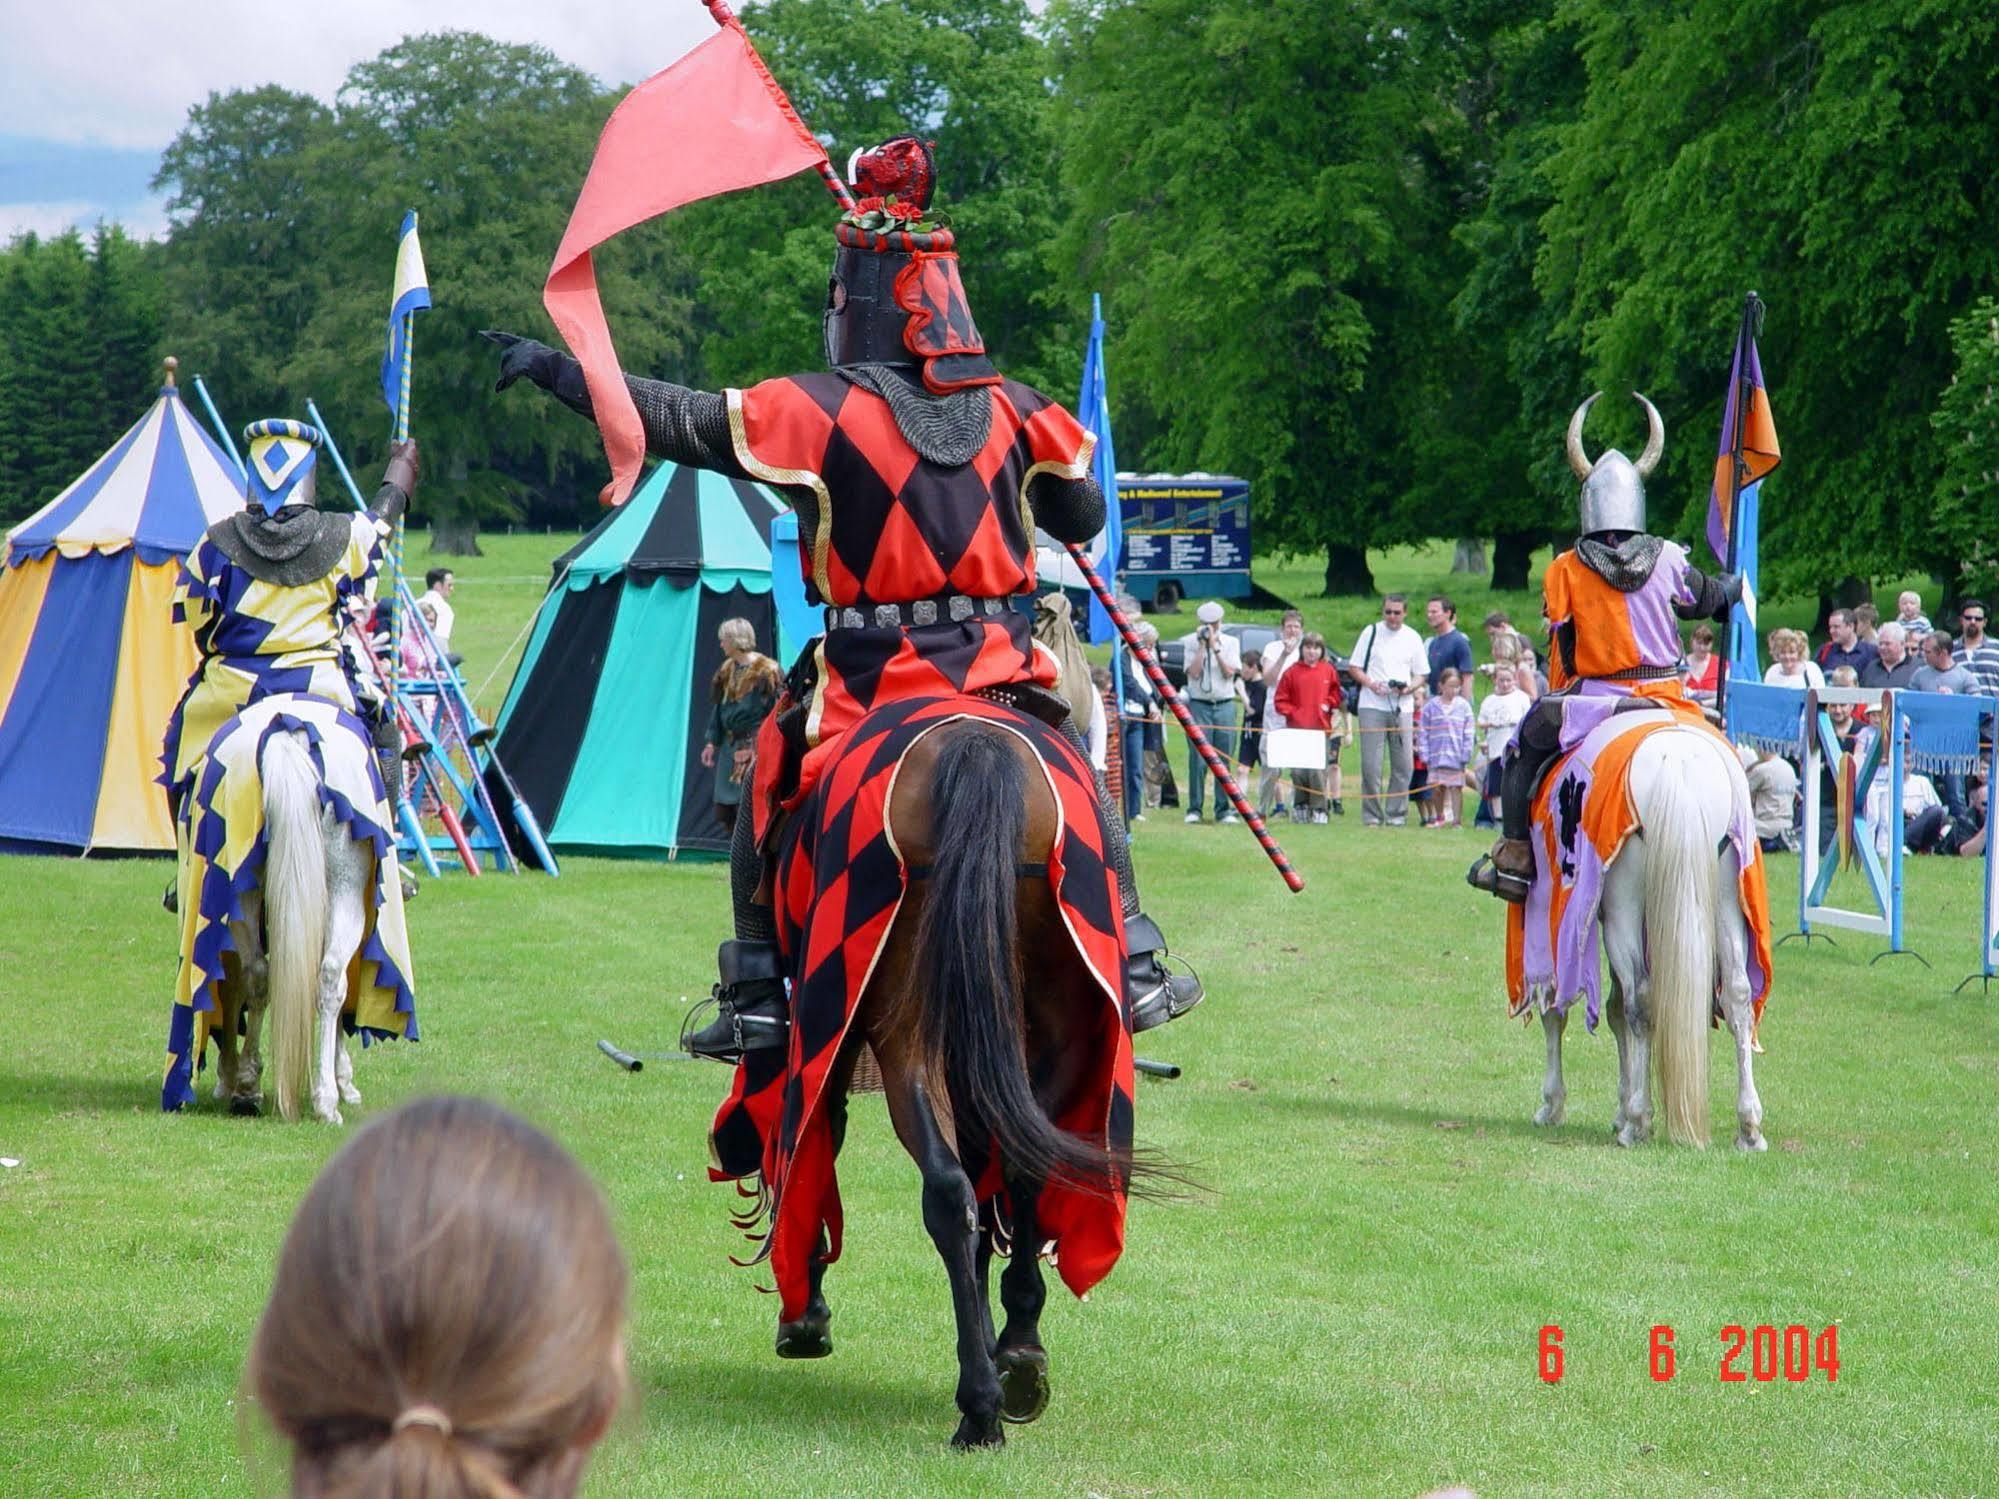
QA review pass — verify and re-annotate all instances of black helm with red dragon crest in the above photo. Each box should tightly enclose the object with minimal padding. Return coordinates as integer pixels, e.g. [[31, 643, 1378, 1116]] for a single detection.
[[822, 135, 1000, 394]]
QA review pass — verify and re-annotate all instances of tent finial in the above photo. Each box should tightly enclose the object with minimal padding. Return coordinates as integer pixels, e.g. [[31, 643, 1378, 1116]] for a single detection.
[[162, 356, 178, 389]]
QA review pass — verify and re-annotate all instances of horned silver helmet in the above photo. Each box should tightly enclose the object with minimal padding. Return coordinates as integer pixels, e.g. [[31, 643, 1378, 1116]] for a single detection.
[[1566, 391, 1663, 537]]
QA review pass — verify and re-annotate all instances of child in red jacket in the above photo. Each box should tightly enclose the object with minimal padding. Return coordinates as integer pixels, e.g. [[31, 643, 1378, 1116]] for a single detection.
[[1274, 632, 1343, 822]]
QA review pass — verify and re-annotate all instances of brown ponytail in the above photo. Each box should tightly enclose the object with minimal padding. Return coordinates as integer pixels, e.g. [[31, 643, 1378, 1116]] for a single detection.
[[244, 1097, 629, 1498]]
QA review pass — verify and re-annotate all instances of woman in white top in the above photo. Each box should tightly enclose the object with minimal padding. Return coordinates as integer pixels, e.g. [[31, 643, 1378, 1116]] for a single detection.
[[1763, 627, 1825, 690]]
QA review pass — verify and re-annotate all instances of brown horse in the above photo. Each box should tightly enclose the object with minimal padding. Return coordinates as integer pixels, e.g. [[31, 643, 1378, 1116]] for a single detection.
[[776, 718, 1154, 1449]]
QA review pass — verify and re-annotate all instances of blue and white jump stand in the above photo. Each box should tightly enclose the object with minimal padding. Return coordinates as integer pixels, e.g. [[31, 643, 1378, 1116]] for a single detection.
[[1794, 687, 1924, 967]]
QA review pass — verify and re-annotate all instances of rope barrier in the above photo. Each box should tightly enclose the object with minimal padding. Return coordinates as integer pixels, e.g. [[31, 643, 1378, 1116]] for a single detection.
[[467, 558, 575, 710]]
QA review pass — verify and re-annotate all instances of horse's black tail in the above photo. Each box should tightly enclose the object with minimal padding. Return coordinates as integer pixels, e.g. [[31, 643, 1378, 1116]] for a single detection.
[[917, 726, 1124, 1195]]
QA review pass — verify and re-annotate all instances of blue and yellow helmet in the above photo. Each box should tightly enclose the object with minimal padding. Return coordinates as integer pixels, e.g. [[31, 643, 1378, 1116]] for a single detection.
[[242, 419, 323, 515]]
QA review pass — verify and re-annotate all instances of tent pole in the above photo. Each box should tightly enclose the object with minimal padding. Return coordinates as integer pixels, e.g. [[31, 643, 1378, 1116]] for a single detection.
[[307, 398, 527, 874]]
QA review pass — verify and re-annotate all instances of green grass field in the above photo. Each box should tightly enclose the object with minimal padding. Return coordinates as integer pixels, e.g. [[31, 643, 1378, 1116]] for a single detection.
[[2, 537, 1993, 1496]]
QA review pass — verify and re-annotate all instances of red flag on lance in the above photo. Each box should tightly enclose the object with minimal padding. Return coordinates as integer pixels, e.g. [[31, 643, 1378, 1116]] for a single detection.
[[545, 3, 837, 507]]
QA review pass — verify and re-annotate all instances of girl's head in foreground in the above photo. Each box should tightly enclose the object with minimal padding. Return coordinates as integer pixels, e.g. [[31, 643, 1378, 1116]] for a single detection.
[[247, 1096, 629, 1498]]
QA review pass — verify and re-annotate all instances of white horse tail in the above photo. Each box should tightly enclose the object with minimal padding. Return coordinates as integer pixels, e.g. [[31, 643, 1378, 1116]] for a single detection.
[[1640, 740, 1716, 1147], [262, 730, 326, 1124]]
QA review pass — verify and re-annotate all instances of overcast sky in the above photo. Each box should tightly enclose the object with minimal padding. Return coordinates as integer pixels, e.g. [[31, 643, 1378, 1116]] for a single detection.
[[0, 1, 722, 240]]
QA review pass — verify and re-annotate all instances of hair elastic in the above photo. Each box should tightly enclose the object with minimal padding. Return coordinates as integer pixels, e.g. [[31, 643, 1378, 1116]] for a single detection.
[[392, 1405, 453, 1438]]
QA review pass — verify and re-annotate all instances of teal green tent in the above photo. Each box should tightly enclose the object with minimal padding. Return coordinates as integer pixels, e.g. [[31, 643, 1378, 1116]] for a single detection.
[[492, 462, 787, 856]]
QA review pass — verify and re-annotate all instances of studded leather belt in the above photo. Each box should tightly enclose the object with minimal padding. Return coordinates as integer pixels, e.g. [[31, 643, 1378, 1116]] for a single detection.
[[823, 595, 1011, 631], [1598, 663, 1681, 682]]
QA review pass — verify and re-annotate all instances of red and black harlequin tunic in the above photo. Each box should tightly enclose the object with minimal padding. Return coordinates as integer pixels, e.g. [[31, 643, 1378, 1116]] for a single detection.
[[726, 372, 1092, 786], [537, 355, 1101, 816]]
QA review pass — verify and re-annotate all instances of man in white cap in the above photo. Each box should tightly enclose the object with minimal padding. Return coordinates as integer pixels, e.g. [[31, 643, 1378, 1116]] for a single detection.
[[1180, 599, 1242, 823]]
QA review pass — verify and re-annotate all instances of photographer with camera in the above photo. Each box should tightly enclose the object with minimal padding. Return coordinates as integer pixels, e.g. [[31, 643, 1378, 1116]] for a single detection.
[[1181, 600, 1243, 823], [1349, 593, 1431, 826]]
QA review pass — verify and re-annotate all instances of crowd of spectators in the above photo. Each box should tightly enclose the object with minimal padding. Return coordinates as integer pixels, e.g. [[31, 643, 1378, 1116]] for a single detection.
[[1113, 592, 1555, 830], [1749, 592, 1993, 860], [1107, 583, 1997, 854]]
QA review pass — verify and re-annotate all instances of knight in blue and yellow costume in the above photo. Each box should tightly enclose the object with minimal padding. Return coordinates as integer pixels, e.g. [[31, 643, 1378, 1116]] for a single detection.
[[160, 423, 420, 819]]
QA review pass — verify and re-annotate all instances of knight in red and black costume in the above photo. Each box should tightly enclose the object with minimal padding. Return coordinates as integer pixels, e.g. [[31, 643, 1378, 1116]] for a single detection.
[[487, 137, 1200, 1060]]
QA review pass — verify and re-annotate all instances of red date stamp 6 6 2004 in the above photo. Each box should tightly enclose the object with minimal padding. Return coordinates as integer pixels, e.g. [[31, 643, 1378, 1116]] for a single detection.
[[1536, 1324, 1840, 1384]]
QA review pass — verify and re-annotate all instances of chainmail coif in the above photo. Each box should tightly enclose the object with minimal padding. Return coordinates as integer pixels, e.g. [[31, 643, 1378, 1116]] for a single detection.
[[1577, 533, 1665, 593], [835, 363, 992, 465]]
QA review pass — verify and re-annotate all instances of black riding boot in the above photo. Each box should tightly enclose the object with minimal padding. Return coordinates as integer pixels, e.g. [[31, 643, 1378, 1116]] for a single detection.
[[685, 800, 791, 1062], [1127, 911, 1203, 1033], [1070, 722, 1203, 1032], [1468, 697, 1564, 903], [684, 939, 789, 1061]]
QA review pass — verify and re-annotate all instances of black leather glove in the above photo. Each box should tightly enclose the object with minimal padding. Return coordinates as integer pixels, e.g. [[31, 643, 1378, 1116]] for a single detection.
[[1717, 570, 1746, 618], [482, 330, 563, 394]]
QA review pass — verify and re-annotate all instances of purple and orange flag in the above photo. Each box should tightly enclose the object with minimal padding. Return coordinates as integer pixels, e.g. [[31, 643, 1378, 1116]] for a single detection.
[[1707, 293, 1781, 565]]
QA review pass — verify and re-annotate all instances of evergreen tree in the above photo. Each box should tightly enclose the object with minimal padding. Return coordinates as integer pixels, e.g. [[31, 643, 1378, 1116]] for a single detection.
[[0, 229, 163, 526]]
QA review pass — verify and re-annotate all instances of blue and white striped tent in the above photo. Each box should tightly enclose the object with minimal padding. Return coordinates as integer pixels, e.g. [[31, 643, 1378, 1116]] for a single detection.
[[0, 364, 246, 852]]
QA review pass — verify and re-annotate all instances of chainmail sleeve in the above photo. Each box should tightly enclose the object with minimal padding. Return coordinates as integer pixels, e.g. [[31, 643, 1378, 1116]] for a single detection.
[[1027, 471, 1106, 546], [547, 355, 748, 479]]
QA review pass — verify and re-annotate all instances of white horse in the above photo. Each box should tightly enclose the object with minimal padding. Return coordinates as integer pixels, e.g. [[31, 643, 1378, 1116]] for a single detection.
[[1533, 723, 1766, 1150], [205, 727, 376, 1124]]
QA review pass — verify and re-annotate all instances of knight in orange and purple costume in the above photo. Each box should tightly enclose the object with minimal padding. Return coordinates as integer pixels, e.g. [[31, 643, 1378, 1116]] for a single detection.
[[488, 137, 1200, 1057], [1470, 393, 1743, 903]]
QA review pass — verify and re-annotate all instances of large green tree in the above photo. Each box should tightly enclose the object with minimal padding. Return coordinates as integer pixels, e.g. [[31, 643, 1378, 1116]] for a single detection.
[[1047, 0, 1462, 595], [1430, 0, 1588, 589], [1930, 296, 1999, 599], [153, 34, 695, 550], [1538, 0, 1999, 606]]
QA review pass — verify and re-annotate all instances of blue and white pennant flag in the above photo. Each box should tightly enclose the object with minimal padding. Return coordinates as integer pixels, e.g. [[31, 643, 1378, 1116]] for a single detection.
[[380, 210, 432, 417]]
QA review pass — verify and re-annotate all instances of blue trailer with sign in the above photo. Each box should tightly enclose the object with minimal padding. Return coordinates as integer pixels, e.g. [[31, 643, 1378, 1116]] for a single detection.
[[1116, 473, 1251, 610]]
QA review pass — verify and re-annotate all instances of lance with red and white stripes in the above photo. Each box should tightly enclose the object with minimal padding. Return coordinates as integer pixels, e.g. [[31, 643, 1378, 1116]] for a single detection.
[[1061, 545, 1303, 892], [702, 0, 1301, 893]]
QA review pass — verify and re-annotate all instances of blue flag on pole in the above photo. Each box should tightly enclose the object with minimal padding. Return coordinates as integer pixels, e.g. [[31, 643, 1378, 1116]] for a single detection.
[[1077, 293, 1121, 644], [380, 210, 432, 415]]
